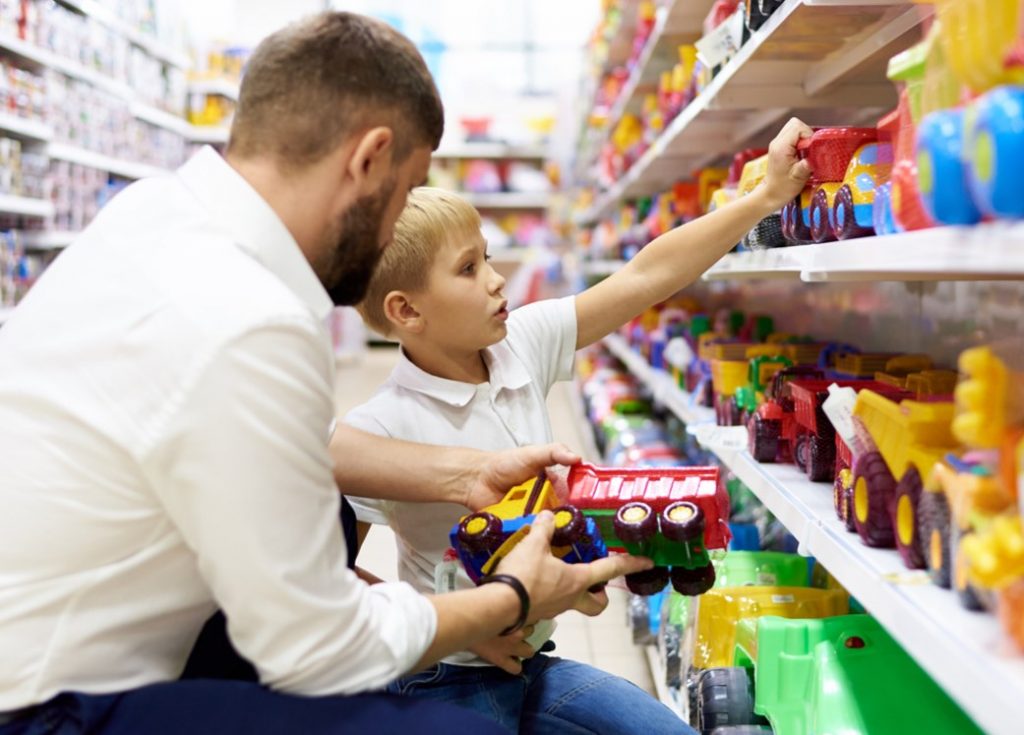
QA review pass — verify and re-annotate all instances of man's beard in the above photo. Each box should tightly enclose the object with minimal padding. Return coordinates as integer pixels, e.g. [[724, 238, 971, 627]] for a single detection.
[[322, 178, 394, 306]]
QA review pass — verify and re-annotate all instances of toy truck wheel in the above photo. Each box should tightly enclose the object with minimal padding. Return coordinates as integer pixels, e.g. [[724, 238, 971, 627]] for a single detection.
[[834, 184, 872, 240], [807, 433, 835, 482], [614, 502, 658, 543], [793, 433, 809, 473], [671, 563, 716, 596], [625, 565, 670, 595], [852, 450, 895, 547], [893, 467, 925, 569], [952, 526, 986, 612], [748, 414, 780, 463], [551, 505, 586, 546], [456, 511, 503, 553], [744, 213, 786, 250], [809, 188, 834, 243], [697, 667, 761, 733], [661, 502, 705, 543], [918, 489, 952, 588]]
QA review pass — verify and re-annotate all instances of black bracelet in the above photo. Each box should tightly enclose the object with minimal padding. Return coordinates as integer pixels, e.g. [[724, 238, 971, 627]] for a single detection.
[[481, 573, 530, 636]]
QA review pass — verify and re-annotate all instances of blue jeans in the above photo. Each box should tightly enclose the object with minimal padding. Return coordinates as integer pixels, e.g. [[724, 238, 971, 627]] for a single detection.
[[0, 679, 510, 735], [389, 654, 696, 734]]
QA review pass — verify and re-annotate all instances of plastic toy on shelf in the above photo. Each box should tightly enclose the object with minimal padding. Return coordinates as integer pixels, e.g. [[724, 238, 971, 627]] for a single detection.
[[698, 614, 983, 735], [565, 462, 731, 596]]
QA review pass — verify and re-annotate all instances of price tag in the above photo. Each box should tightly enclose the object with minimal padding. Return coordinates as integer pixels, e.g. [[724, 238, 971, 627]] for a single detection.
[[695, 424, 749, 452], [696, 7, 745, 69], [822, 384, 859, 449]]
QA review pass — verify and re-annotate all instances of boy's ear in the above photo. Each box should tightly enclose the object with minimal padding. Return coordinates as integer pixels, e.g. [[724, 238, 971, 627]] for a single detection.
[[383, 290, 424, 334]]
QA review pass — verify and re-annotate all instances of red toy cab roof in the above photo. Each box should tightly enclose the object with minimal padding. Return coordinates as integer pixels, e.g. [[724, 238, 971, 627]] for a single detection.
[[797, 127, 878, 185], [565, 462, 730, 550]]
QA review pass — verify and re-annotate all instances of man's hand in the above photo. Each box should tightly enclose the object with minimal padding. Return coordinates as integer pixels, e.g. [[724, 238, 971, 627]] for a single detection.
[[464, 444, 581, 511], [496, 511, 654, 620], [468, 628, 538, 675], [756, 117, 814, 211]]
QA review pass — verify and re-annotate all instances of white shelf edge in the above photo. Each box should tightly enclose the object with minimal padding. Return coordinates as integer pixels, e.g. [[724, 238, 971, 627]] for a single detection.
[[57, 0, 190, 69], [0, 113, 53, 142], [0, 33, 133, 100], [605, 336, 1024, 735], [0, 306, 14, 324], [461, 192, 550, 209], [0, 193, 54, 218], [21, 230, 76, 249], [577, 0, 920, 225], [703, 223, 1024, 282], [187, 125, 230, 145], [130, 102, 191, 137], [188, 79, 240, 101], [46, 142, 168, 180]]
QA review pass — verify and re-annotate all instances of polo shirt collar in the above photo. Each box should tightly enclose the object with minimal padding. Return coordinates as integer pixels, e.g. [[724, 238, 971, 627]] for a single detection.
[[176, 146, 334, 322], [392, 342, 533, 407]]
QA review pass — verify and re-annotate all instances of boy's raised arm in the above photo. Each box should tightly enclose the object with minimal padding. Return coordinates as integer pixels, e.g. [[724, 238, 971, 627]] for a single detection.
[[574, 117, 814, 350]]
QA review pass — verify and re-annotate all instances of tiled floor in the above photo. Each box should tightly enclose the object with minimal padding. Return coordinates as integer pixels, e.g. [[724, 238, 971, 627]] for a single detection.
[[335, 345, 655, 695]]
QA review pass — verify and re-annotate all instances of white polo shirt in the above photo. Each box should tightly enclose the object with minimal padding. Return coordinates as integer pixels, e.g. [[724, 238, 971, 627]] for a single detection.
[[345, 296, 577, 666], [0, 146, 435, 709]]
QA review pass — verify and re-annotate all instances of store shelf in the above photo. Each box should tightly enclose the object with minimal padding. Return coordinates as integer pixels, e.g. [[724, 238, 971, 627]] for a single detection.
[[604, 334, 1024, 735], [433, 142, 546, 160], [55, 0, 190, 69], [704, 223, 1024, 282], [0, 194, 55, 218], [644, 645, 684, 718], [0, 113, 53, 142], [130, 102, 191, 137], [46, 142, 168, 180], [577, 0, 716, 176], [188, 125, 230, 145], [461, 192, 550, 209], [189, 78, 240, 101], [577, 0, 927, 225], [21, 231, 76, 250], [0, 33, 133, 100], [0, 306, 14, 324]]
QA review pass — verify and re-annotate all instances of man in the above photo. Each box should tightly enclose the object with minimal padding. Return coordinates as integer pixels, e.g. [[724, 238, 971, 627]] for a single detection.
[[0, 12, 650, 734]]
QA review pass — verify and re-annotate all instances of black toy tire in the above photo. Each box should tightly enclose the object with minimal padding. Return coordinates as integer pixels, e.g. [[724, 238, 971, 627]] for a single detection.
[[697, 667, 762, 734], [892, 467, 925, 569], [661, 502, 706, 543], [807, 432, 835, 482], [614, 501, 658, 544], [456, 511, 504, 553], [851, 450, 895, 547], [749, 414, 780, 463], [551, 505, 587, 546], [625, 565, 670, 595], [671, 563, 717, 596], [810, 188, 835, 243]]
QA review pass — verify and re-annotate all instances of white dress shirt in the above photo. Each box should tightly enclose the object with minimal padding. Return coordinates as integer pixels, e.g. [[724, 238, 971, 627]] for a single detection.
[[0, 147, 436, 709], [345, 296, 577, 665]]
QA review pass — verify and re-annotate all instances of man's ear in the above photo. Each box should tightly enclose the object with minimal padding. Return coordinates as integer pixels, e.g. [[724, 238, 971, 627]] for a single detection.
[[347, 127, 394, 193], [383, 290, 424, 334]]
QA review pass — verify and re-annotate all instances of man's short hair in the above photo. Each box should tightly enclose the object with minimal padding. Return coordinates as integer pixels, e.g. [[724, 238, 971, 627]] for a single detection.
[[228, 12, 443, 167], [358, 187, 482, 336]]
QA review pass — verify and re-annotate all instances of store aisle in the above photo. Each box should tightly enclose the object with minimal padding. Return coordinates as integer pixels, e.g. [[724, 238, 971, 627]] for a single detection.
[[334, 345, 656, 697]]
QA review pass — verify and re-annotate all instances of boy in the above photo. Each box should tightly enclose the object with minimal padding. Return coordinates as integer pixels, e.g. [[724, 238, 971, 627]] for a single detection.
[[345, 119, 813, 733]]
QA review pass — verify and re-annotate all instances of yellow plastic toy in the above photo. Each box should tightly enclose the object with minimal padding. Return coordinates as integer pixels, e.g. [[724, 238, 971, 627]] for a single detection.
[[693, 586, 849, 669]]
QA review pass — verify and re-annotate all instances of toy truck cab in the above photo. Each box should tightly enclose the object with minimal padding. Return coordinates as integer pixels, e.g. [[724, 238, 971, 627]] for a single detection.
[[565, 463, 730, 596], [747, 366, 825, 464]]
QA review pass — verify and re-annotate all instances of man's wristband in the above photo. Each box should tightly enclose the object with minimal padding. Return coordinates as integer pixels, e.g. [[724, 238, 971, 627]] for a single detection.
[[481, 573, 530, 636]]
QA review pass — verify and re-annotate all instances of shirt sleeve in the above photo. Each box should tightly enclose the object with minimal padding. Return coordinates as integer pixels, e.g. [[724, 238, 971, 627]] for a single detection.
[[139, 319, 435, 695], [340, 404, 393, 526], [505, 295, 578, 393]]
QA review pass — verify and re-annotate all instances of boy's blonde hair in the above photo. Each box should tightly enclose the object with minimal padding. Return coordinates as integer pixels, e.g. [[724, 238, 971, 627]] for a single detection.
[[359, 187, 482, 336]]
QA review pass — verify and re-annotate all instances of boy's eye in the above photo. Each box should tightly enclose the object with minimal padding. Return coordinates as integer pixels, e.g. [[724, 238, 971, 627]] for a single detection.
[[462, 262, 475, 275]]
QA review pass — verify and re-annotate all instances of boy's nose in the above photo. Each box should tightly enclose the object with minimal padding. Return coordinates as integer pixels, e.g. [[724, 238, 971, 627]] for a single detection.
[[490, 269, 506, 293]]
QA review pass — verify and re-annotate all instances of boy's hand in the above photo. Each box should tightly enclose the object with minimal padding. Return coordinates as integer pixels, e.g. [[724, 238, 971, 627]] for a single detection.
[[465, 444, 581, 510], [756, 117, 815, 211], [497, 511, 654, 620], [468, 629, 538, 674]]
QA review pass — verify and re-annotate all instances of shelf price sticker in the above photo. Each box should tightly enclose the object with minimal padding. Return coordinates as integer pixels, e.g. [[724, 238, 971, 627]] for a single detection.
[[695, 7, 745, 69], [694, 424, 748, 453]]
